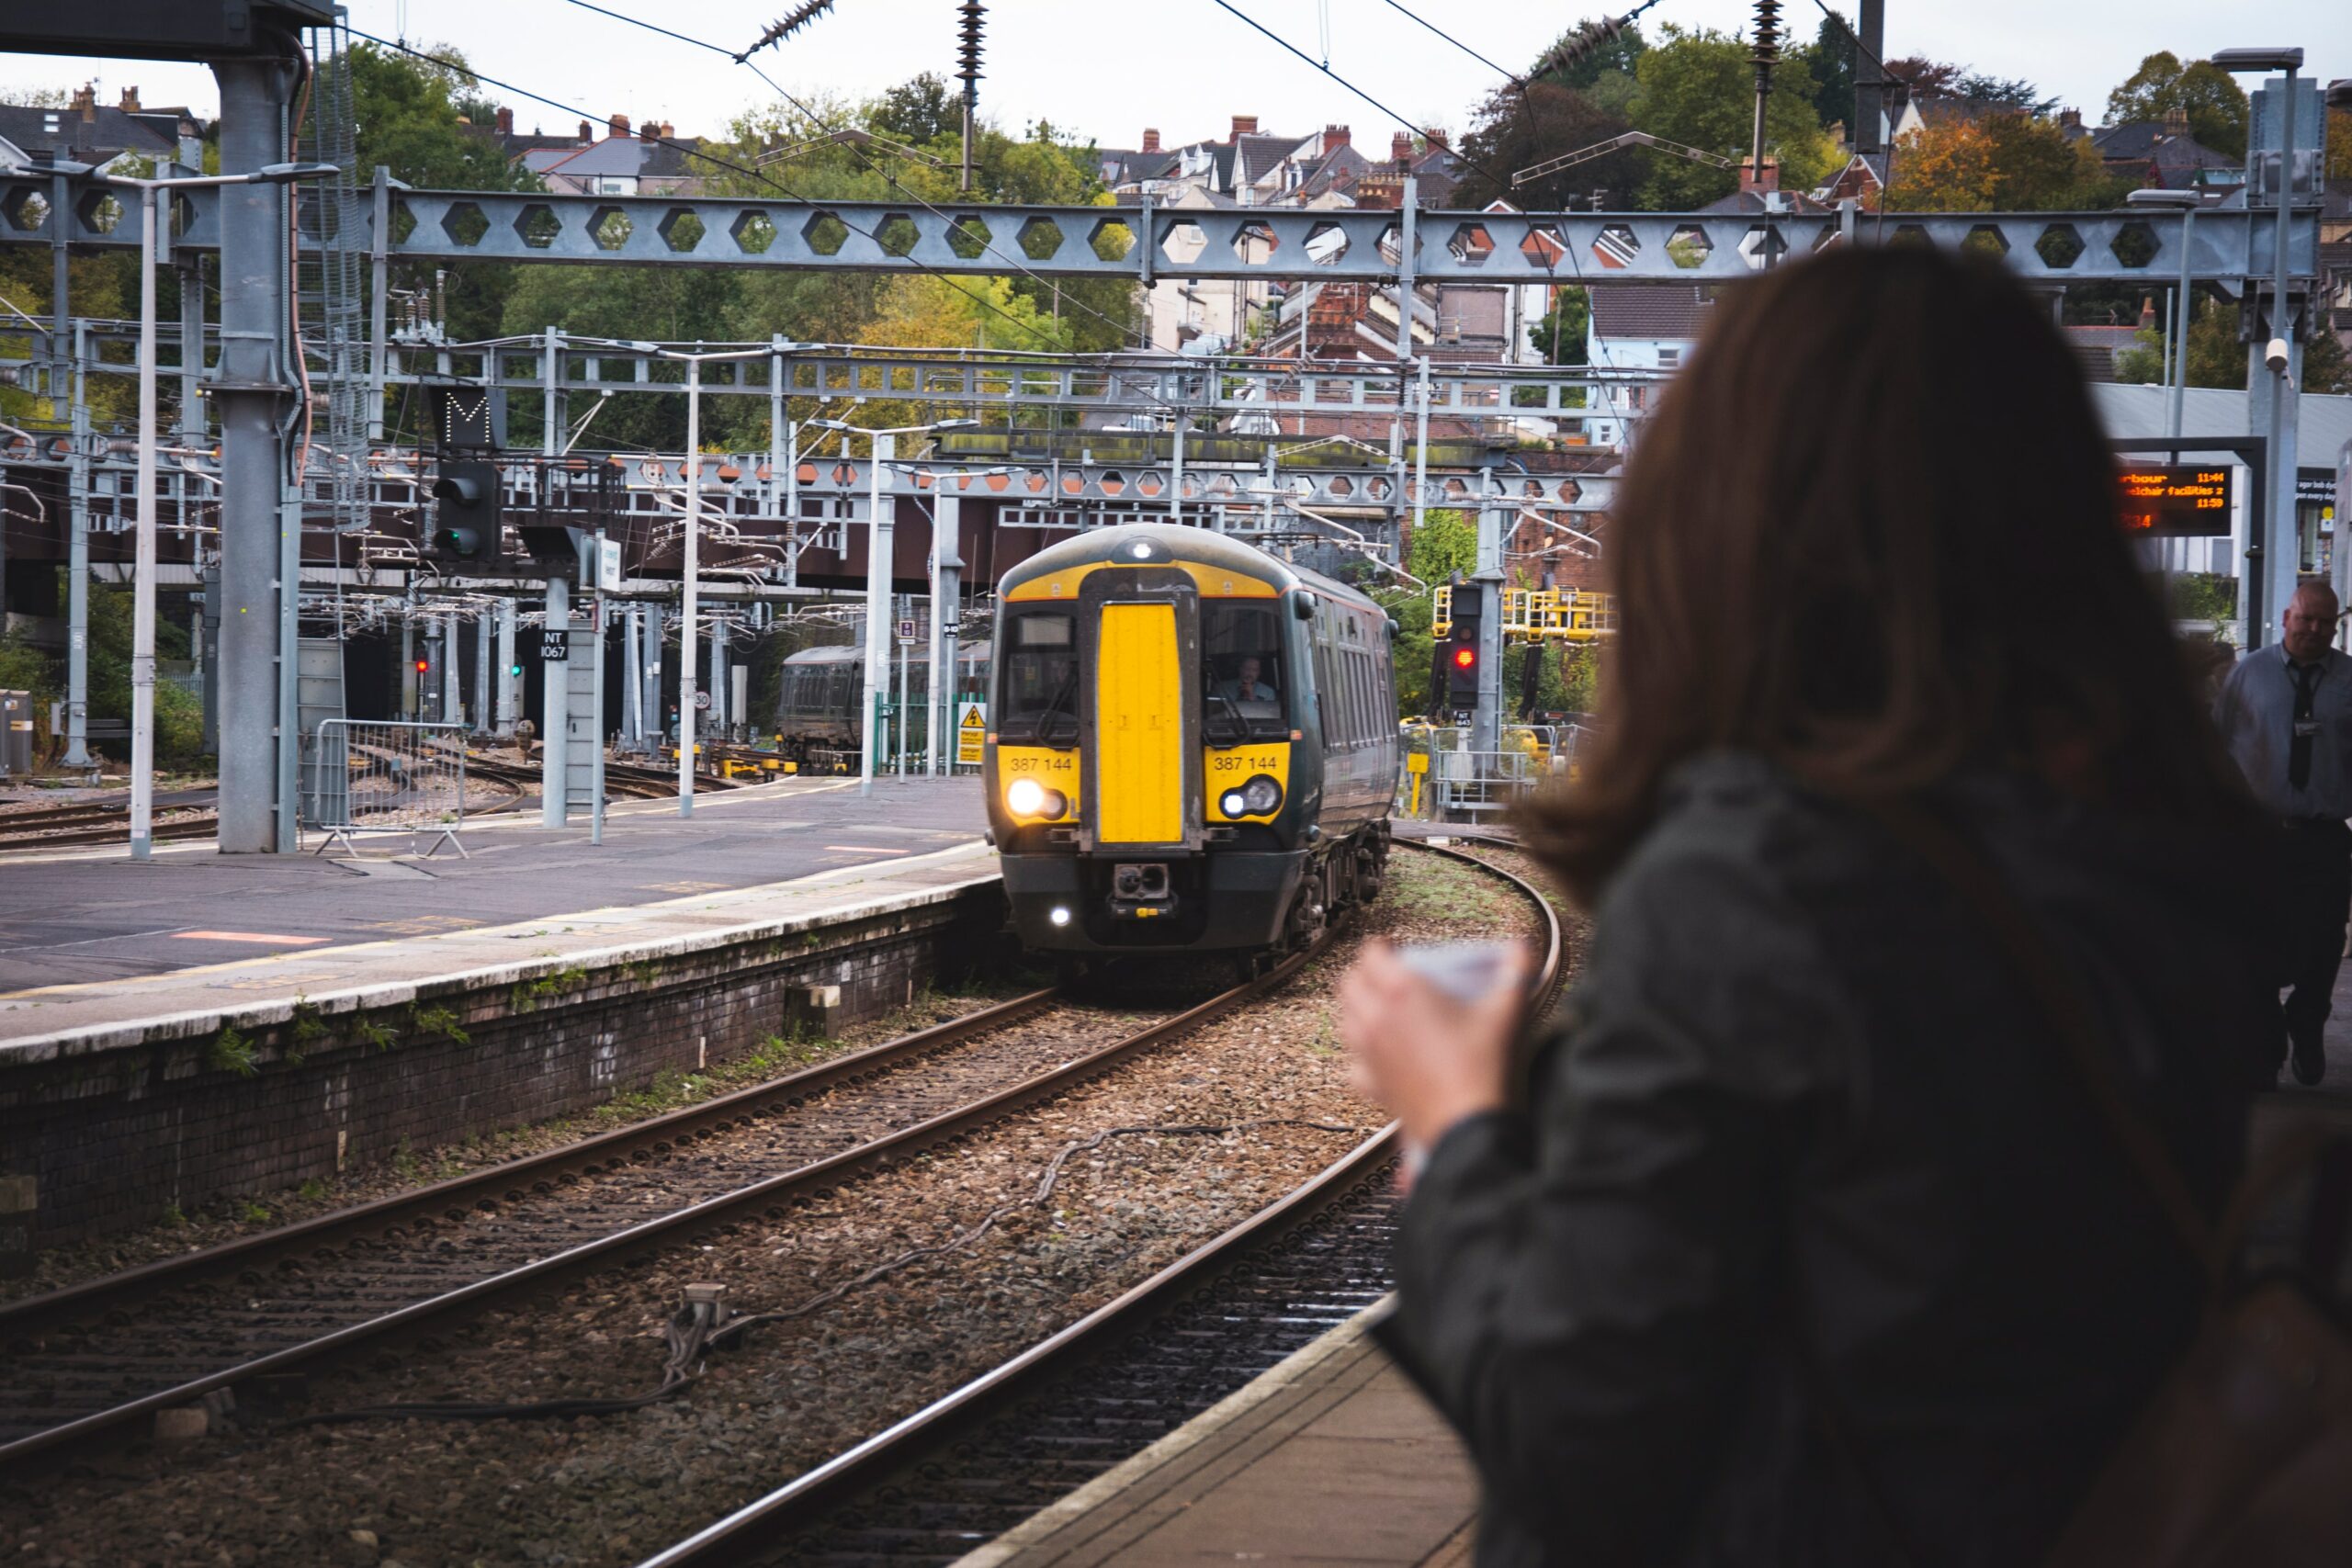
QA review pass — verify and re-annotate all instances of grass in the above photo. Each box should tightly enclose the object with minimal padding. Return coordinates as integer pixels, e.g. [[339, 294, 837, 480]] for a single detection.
[[206, 1024, 259, 1078], [1386, 852, 1521, 925]]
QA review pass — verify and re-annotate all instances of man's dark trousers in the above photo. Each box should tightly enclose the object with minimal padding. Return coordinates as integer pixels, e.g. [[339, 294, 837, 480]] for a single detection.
[[2279, 818, 2352, 1067]]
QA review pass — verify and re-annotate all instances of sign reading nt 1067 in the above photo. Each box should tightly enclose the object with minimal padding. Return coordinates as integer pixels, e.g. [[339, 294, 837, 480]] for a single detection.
[[2117, 465, 2233, 536]]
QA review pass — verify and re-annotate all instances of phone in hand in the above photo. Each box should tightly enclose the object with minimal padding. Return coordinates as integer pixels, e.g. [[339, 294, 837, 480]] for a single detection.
[[1394, 941, 1519, 1005]]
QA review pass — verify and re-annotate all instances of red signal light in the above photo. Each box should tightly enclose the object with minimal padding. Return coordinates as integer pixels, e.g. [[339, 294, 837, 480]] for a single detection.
[[415, 660, 429, 673], [1453, 648, 1476, 669]]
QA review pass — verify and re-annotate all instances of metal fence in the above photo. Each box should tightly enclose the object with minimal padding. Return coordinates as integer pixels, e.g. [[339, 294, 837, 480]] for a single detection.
[[301, 719, 470, 858], [1397, 723, 1593, 822]]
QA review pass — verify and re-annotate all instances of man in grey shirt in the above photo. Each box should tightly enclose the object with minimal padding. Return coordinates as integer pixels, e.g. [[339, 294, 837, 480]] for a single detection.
[[2214, 580, 2352, 1084]]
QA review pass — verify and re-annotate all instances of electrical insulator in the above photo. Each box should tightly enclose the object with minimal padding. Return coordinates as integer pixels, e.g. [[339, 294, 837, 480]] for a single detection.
[[1532, 12, 1628, 81], [956, 0, 986, 88], [1752, 0, 1781, 66], [738, 0, 838, 62]]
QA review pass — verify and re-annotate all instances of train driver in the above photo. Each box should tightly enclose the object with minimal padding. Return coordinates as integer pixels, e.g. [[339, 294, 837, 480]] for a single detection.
[[1215, 654, 1277, 704]]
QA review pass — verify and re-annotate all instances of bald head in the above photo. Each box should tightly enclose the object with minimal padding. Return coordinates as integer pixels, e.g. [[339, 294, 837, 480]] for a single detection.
[[2284, 581, 2340, 664]]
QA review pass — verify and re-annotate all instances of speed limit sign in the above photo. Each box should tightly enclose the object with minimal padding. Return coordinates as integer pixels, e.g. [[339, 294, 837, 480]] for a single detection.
[[693, 690, 712, 711]]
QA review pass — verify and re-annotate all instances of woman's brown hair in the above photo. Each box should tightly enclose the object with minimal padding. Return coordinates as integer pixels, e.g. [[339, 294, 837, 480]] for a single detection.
[[1520, 245, 2246, 903]]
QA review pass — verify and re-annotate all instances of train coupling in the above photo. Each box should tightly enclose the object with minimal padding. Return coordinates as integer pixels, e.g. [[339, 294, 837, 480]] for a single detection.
[[1110, 862, 1178, 921]]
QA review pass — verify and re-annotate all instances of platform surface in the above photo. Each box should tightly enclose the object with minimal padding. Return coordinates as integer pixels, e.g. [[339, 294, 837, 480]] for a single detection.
[[0, 776, 990, 1055], [963, 1303, 1478, 1568]]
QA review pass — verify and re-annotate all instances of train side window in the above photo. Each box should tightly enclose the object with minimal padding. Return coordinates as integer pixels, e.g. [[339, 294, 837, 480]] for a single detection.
[[999, 613, 1079, 744]]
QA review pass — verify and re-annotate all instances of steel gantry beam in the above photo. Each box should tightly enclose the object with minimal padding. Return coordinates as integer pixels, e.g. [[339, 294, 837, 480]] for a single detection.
[[0, 176, 2321, 285]]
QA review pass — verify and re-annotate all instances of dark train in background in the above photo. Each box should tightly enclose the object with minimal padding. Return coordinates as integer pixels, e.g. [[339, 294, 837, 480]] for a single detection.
[[773, 640, 991, 771], [982, 525, 1396, 966]]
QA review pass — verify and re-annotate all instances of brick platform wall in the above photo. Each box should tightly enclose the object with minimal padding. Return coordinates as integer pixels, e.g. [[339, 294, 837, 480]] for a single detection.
[[0, 884, 1006, 1251]]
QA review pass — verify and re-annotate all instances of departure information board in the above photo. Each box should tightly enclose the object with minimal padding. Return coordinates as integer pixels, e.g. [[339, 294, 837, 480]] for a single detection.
[[2117, 464, 2233, 536]]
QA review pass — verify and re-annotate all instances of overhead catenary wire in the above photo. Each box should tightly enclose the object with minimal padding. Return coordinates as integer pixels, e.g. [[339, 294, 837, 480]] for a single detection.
[[1374, 0, 1525, 87]]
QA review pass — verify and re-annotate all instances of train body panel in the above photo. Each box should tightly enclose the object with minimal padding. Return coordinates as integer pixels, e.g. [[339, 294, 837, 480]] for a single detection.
[[773, 639, 990, 768], [985, 524, 1396, 956]]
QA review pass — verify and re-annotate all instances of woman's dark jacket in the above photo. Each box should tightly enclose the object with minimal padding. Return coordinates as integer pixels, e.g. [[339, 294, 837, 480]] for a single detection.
[[1379, 754, 2268, 1567]]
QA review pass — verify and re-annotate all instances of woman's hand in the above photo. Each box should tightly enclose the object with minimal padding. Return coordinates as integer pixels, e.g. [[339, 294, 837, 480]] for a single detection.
[[1340, 940, 1532, 1168]]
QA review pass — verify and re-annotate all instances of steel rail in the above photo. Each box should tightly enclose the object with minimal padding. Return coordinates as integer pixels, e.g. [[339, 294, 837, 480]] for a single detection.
[[633, 840, 1563, 1567], [0, 929, 1340, 1470]]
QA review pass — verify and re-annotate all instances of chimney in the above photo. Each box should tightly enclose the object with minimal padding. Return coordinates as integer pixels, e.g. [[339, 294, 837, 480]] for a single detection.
[[1391, 131, 1414, 164], [2058, 107, 2081, 130], [2160, 105, 2188, 138], [1738, 154, 1780, 196], [1323, 123, 1350, 150], [494, 106, 514, 136], [639, 118, 658, 140], [71, 83, 96, 122], [578, 118, 594, 142], [1422, 127, 1448, 152], [660, 122, 675, 140], [117, 85, 141, 114], [2138, 295, 2157, 330], [1230, 114, 1258, 140], [1141, 128, 1160, 153], [608, 112, 630, 138]]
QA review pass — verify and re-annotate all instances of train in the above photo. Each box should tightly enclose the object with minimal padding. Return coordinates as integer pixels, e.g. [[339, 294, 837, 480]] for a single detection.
[[773, 639, 991, 771], [983, 524, 1397, 965]]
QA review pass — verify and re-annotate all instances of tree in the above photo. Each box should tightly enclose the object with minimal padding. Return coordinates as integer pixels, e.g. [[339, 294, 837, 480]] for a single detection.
[[1625, 26, 1837, 208], [348, 42, 537, 191], [2115, 297, 2352, 395], [1799, 11, 1856, 134], [1883, 112, 2110, 211], [2327, 107, 2352, 182], [2104, 53, 2249, 160], [1529, 287, 1590, 367], [1453, 79, 1638, 211], [1378, 511, 1478, 717], [869, 72, 960, 146]]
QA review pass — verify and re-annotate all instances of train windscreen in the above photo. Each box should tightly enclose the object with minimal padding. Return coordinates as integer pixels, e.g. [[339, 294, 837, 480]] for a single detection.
[[998, 612, 1080, 743], [1202, 602, 1288, 744]]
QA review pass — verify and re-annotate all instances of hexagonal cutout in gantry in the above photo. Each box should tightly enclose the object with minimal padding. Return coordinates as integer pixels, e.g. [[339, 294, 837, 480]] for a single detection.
[[588, 206, 634, 252], [2109, 220, 2158, 270], [1592, 223, 1640, 267], [439, 200, 489, 247], [1447, 222, 1495, 266], [1304, 220, 1350, 266], [1090, 216, 1136, 263], [514, 202, 561, 250], [388, 198, 418, 245], [1519, 225, 1566, 268], [1736, 224, 1790, 270], [802, 210, 849, 256], [1, 186, 51, 232], [946, 213, 993, 261], [1666, 224, 1713, 269], [2033, 223, 2085, 270], [874, 212, 920, 258], [729, 209, 776, 255], [74, 187, 124, 236], [1231, 220, 1278, 264], [1017, 216, 1066, 262], [1159, 218, 1207, 267], [1888, 222, 1933, 250], [658, 208, 707, 254], [1375, 222, 1404, 266], [1960, 223, 2009, 261]]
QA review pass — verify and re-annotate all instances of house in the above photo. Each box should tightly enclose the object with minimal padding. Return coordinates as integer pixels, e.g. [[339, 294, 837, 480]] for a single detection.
[[1585, 285, 1715, 446], [2089, 108, 2242, 192], [521, 114, 718, 197], [0, 85, 187, 174], [462, 105, 593, 165]]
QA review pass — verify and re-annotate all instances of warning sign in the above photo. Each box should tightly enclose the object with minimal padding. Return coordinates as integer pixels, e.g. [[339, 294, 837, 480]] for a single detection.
[[956, 701, 987, 766]]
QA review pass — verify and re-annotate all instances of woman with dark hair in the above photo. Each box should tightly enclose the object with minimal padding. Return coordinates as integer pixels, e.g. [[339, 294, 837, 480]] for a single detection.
[[1343, 247, 2274, 1566]]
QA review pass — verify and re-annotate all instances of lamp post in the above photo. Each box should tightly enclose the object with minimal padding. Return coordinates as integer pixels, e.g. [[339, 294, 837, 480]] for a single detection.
[[2123, 187, 2208, 446], [109, 162, 336, 861], [650, 344, 766, 818], [806, 417, 978, 796], [2213, 48, 2306, 651]]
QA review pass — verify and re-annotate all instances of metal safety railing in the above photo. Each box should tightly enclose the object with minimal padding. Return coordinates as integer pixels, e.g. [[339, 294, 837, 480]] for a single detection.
[[1397, 723, 1591, 821], [300, 719, 470, 858]]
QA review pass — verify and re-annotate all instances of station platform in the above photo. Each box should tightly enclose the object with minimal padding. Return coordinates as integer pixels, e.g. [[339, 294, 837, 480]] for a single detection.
[[0, 774, 987, 1032], [964, 1304, 1477, 1568]]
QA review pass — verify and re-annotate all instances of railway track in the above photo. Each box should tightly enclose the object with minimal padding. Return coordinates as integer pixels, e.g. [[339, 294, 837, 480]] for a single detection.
[[638, 841, 1565, 1567], [0, 792, 220, 851], [0, 943, 1337, 1471]]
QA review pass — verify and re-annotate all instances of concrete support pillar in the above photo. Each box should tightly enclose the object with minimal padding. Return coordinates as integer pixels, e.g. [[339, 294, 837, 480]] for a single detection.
[[496, 598, 518, 733], [641, 605, 663, 744], [62, 332, 90, 768], [441, 613, 462, 728], [211, 54, 298, 852], [198, 559, 220, 753], [474, 607, 492, 734], [622, 603, 643, 748], [1473, 469, 1505, 758], [928, 495, 963, 774], [541, 576, 569, 827], [710, 618, 729, 735], [2246, 327, 2303, 652], [400, 609, 417, 718]]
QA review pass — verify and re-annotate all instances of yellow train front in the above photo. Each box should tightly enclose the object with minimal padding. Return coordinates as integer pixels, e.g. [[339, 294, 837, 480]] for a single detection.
[[983, 525, 1396, 958]]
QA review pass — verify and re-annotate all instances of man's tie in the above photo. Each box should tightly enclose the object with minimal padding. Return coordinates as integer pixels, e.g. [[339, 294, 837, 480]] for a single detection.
[[2290, 661, 2323, 792]]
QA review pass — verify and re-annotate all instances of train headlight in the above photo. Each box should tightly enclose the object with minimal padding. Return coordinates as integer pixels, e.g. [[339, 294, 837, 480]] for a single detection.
[[1239, 774, 1283, 815], [1006, 778, 1046, 816], [1219, 789, 1248, 818], [1049, 905, 1072, 927]]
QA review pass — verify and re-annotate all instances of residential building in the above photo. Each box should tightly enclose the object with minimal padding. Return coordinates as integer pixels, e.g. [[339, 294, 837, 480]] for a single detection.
[[521, 113, 718, 197], [2088, 108, 2241, 192], [0, 85, 188, 174], [1585, 285, 1714, 446]]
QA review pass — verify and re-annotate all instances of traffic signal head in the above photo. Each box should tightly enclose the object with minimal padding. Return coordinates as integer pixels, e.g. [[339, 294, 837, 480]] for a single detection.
[[430, 459, 502, 560], [414, 659, 429, 674], [509, 663, 524, 678], [1447, 640, 1479, 703]]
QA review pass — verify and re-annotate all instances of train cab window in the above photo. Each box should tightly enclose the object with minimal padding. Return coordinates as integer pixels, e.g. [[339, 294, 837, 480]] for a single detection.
[[999, 613, 1080, 744], [1202, 602, 1287, 745]]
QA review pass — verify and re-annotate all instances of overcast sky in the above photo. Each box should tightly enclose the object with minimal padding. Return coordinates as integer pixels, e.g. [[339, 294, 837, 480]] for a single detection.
[[5, 1, 2346, 156]]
